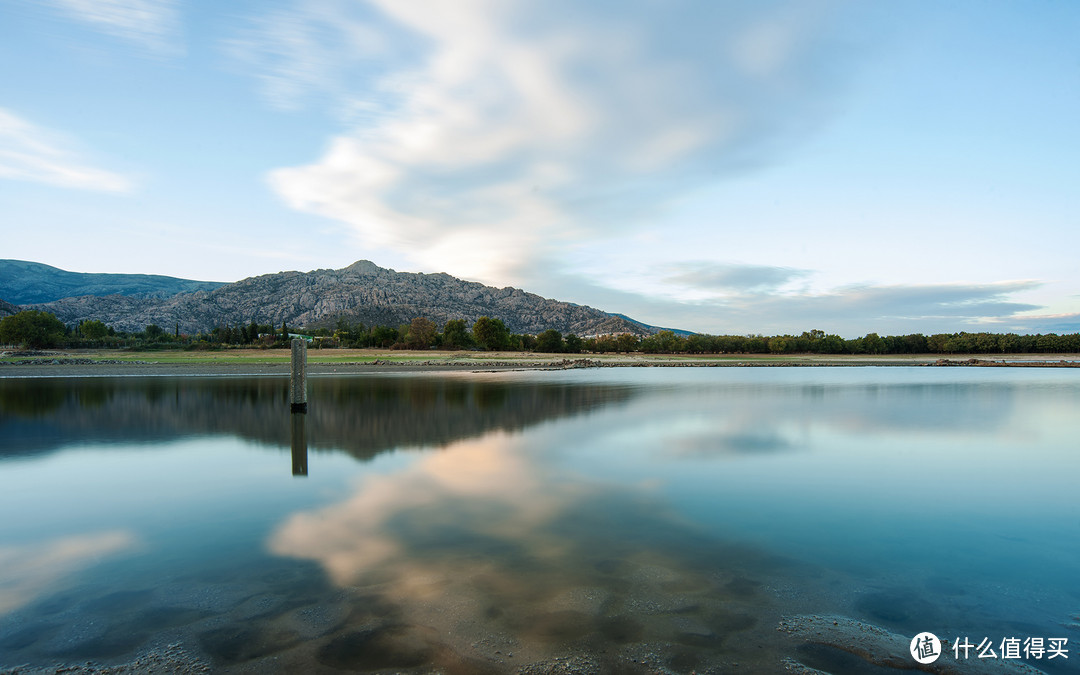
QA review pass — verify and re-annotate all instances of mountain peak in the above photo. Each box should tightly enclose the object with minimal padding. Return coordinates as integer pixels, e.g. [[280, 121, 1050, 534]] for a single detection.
[[15, 259, 658, 336], [344, 260, 386, 275]]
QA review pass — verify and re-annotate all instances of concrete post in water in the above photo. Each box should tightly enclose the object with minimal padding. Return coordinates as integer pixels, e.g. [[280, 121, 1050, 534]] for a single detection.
[[290, 411, 308, 476], [290, 338, 308, 413]]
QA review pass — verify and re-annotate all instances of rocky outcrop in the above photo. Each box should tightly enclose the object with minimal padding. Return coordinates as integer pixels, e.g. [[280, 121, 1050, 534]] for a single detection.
[[29, 260, 656, 336]]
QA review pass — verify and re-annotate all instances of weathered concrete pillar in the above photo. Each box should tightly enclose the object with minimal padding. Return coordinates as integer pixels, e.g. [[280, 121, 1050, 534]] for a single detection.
[[290, 338, 307, 413], [290, 411, 308, 476]]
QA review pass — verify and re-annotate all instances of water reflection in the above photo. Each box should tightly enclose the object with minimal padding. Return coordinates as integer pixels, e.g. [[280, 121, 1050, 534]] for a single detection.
[[290, 412, 308, 477], [268, 428, 801, 672], [1, 370, 1078, 674], [0, 375, 638, 463], [0, 531, 136, 616]]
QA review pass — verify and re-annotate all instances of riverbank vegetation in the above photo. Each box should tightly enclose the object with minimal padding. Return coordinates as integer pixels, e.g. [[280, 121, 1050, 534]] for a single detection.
[[2, 310, 1078, 355]]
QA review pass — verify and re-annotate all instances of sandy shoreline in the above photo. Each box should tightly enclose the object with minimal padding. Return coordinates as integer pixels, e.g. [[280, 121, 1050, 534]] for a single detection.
[[2, 351, 1079, 378]]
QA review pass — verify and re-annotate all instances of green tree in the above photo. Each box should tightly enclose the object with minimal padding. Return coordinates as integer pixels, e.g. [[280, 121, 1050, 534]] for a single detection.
[[505, 334, 525, 351], [442, 319, 472, 349], [745, 336, 769, 353], [592, 336, 617, 352], [862, 332, 886, 355], [715, 335, 745, 353], [819, 334, 845, 354], [685, 334, 709, 353], [641, 330, 680, 353], [998, 333, 1021, 353], [472, 316, 509, 351], [0, 310, 68, 349], [563, 333, 583, 353], [902, 333, 928, 353], [370, 325, 399, 348], [535, 329, 565, 353], [80, 319, 110, 340], [944, 334, 973, 353], [1036, 333, 1061, 352], [927, 334, 950, 353], [616, 333, 640, 353], [406, 317, 438, 349], [768, 336, 790, 354]]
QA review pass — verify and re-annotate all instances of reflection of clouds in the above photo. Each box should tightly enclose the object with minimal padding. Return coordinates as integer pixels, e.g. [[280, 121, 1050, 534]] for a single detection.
[[600, 413, 801, 461], [637, 382, 1018, 442], [562, 378, 1033, 467], [0, 531, 136, 615], [269, 431, 571, 586], [671, 430, 793, 458], [265, 433, 771, 667]]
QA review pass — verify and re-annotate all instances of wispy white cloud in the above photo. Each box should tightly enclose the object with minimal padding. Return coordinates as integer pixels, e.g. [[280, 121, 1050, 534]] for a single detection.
[[227, 0, 415, 112], [528, 269, 1049, 336], [239, 0, 854, 284], [0, 108, 134, 192], [662, 261, 813, 293], [736, 280, 1044, 329], [40, 0, 182, 54], [974, 311, 1080, 335]]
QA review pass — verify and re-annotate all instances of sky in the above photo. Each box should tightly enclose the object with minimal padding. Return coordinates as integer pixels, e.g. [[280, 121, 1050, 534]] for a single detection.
[[2, 0, 1078, 336]]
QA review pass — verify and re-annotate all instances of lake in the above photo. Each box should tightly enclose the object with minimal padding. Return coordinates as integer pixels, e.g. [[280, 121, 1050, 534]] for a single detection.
[[1, 368, 1077, 674]]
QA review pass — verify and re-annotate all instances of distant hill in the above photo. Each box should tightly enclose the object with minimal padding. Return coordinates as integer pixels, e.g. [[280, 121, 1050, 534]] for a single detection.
[[609, 313, 693, 337], [0, 298, 17, 318], [0, 259, 225, 304], [27, 260, 658, 336]]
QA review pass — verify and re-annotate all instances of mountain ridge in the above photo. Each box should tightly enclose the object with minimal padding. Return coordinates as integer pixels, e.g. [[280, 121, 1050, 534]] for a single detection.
[[0, 259, 225, 304], [8, 260, 659, 336]]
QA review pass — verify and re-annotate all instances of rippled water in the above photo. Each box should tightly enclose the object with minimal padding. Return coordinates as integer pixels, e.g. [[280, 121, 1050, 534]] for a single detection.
[[1, 369, 1078, 673]]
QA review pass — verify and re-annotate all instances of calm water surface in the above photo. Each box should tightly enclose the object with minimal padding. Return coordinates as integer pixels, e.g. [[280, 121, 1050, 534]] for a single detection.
[[1, 368, 1077, 673]]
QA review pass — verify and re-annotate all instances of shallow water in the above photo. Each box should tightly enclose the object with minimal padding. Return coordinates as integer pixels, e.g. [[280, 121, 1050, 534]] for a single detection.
[[1, 368, 1078, 673]]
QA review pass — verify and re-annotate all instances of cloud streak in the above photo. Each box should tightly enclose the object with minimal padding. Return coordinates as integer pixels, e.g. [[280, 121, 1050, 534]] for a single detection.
[[0, 108, 134, 192], [532, 271, 1049, 335], [40, 0, 182, 53], [246, 0, 854, 283], [692, 280, 1046, 335], [662, 261, 812, 293], [227, 0, 419, 112]]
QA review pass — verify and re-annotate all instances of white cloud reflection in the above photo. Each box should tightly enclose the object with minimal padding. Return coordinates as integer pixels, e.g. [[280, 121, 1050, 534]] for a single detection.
[[0, 530, 137, 615], [268, 431, 570, 585]]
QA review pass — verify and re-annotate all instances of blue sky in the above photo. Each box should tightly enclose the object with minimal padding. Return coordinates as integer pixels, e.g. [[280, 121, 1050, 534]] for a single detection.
[[2, 0, 1078, 336]]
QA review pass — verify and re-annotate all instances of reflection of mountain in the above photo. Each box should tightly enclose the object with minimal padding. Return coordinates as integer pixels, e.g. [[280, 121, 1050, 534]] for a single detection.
[[0, 376, 636, 462]]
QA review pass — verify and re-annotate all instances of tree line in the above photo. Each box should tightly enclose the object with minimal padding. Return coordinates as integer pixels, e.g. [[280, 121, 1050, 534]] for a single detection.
[[2, 309, 1079, 354]]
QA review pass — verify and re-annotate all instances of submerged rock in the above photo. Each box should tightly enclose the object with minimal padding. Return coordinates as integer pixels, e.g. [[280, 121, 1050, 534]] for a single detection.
[[779, 614, 1049, 674]]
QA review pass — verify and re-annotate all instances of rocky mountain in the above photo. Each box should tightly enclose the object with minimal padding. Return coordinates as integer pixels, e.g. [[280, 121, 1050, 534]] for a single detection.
[[27, 260, 656, 336], [0, 298, 17, 318], [0, 259, 225, 304]]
